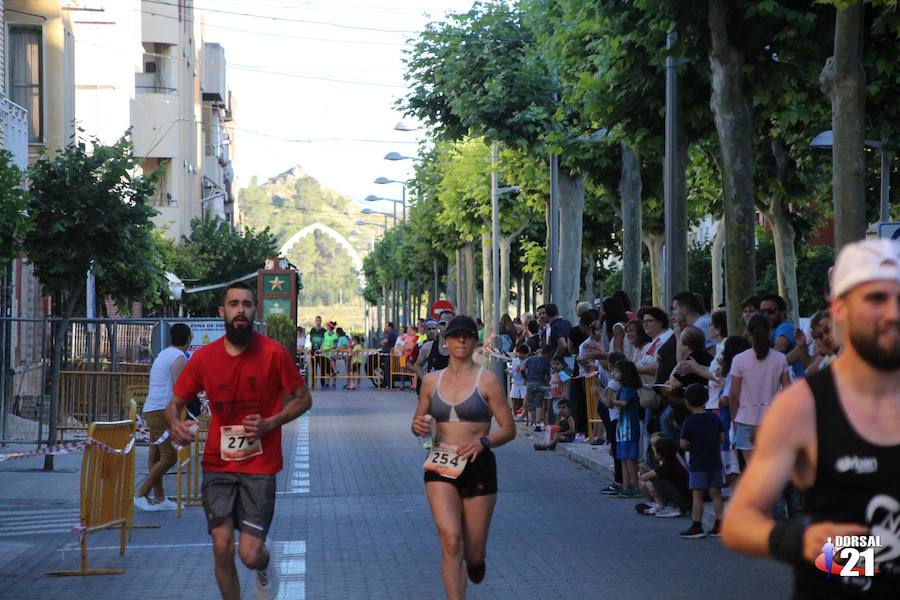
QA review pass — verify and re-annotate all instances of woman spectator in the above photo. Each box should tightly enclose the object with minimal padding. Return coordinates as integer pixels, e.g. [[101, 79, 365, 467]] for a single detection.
[[664, 326, 714, 431], [497, 314, 517, 353], [625, 319, 651, 364], [635, 307, 672, 378], [729, 314, 790, 465], [601, 296, 630, 355]]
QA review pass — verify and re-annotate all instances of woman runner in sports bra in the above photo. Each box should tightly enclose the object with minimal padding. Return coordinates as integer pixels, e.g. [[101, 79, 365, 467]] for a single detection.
[[411, 316, 515, 600]]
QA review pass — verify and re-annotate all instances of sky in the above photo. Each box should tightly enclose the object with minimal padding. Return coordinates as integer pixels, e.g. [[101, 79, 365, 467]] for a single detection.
[[196, 0, 474, 217]]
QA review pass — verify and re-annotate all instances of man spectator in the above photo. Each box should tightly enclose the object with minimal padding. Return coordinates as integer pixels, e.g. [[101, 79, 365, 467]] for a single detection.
[[378, 322, 398, 388], [672, 291, 715, 353], [309, 316, 326, 387], [135, 322, 191, 512], [543, 303, 572, 360], [786, 309, 839, 376], [525, 319, 542, 353], [760, 293, 804, 378]]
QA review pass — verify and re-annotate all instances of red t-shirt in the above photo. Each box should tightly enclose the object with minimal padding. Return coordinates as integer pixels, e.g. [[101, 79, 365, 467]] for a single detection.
[[173, 331, 305, 474]]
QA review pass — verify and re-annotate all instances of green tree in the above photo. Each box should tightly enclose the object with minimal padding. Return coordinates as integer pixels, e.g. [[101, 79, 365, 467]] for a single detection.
[[0, 151, 28, 266], [176, 218, 278, 316], [25, 134, 163, 468]]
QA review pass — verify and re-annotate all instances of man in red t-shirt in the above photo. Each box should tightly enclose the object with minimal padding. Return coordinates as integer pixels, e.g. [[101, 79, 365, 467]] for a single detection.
[[166, 282, 312, 600]]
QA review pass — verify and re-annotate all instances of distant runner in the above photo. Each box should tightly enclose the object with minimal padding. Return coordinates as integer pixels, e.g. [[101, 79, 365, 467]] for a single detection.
[[412, 316, 515, 600], [167, 282, 312, 600]]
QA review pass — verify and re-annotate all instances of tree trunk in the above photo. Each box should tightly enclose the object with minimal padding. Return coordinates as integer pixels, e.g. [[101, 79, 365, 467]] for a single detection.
[[446, 254, 456, 305], [44, 290, 82, 470], [481, 230, 493, 331], [620, 144, 643, 309], [543, 195, 552, 299], [708, 0, 757, 336], [762, 135, 801, 324], [524, 274, 531, 315], [464, 242, 476, 318], [820, 2, 867, 250], [583, 254, 595, 303], [711, 220, 725, 310], [557, 170, 585, 323], [644, 233, 665, 307], [499, 236, 511, 318]]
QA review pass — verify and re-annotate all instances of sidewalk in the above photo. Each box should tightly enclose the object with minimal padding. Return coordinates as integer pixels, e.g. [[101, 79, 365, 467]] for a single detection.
[[515, 420, 616, 477]]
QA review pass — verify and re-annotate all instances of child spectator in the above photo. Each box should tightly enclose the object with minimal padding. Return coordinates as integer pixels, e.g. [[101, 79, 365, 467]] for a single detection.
[[599, 351, 626, 494], [612, 358, 642, 498], [679, 383, 725, 539], [533, 400, 576, 451], [525, 319, 542, 353], [635, 436, 691, 517], [549, 358, 570, 423], [349, 335, 363, 390], [510, 344, 529, 420], [523, 345, 552, 430]]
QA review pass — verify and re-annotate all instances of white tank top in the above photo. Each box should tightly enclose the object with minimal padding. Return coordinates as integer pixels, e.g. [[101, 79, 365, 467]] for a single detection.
[[143, 346, 188, 413]]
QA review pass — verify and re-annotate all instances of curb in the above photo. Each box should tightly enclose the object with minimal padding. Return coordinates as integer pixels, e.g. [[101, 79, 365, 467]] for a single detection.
[[517, 422, 615, 480]]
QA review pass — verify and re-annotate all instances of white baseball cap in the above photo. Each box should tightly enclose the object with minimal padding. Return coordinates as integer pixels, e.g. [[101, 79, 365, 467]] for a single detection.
[[830, 239, 900, 299]]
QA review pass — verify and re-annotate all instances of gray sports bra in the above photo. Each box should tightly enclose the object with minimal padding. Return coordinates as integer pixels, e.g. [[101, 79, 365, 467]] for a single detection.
[[429, 367, 492, 423]]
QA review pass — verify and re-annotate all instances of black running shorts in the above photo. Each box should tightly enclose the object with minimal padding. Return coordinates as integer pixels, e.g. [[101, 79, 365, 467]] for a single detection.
[[201, 472, 276, 539], [424, 448, 497, 498]]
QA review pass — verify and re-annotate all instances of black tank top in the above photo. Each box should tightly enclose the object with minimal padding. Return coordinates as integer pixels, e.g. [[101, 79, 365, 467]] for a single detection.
[[794, 365, 900, 599], [426, 339, 450, 373]]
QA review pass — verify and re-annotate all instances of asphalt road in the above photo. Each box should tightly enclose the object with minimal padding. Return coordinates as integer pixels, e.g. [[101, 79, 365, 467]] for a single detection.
[[0, 387, 792, 599]]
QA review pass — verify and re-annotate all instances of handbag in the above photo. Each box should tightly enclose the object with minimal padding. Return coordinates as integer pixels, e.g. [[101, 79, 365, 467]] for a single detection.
[[638, 386, 661, 411]]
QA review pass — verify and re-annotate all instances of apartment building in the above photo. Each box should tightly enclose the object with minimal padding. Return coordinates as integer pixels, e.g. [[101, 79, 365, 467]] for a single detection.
[[200, 41, 235, 224]]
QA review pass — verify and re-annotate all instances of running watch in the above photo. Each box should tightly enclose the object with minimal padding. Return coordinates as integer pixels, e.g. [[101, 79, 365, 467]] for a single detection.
[[480, 437, 491, 449]]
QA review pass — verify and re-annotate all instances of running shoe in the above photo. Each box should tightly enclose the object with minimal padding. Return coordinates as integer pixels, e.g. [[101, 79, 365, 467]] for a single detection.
[[680, 524, 707, 539], [708, 520, 722, 537], [256, 541, 280, 600], [466, 562, 486, 584], [655, 505, 683, 518], [133, 496, 159, 512]]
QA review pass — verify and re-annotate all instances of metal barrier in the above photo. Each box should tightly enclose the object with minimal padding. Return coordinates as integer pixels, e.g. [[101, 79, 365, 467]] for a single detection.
[[389, 354, 416, 390], [59, 370, 150, 436], [47, 404, 137, 576], [176, 417, 207, 517], [584, 374, 605, 443], [302, 349, 385, 389]]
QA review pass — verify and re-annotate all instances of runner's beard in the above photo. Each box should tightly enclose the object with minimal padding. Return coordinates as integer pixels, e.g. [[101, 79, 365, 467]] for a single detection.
[[848, 321, 900, 371], [226, 317, 252, 346]]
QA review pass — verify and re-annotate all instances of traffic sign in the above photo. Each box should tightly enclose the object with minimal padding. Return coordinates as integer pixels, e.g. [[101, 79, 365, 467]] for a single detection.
[[430, 300, 455, 320], [878, 222, 900, 240]]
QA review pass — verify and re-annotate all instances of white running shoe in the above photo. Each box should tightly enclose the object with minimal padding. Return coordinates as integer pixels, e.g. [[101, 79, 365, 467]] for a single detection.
[[133, 496, 159, 512], [255, 541, 280, 600]]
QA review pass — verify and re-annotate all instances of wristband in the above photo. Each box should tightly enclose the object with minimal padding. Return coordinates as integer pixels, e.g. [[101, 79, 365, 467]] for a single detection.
[[768, 516, 811, 565]]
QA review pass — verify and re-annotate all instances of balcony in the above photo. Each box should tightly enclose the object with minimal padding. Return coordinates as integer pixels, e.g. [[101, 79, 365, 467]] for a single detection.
[[0, 95, 28, 169], [135, 72, 176, 95], [132, 92, 179, 158], [201, 43, 226, 106], [141, 0, 180, 45]]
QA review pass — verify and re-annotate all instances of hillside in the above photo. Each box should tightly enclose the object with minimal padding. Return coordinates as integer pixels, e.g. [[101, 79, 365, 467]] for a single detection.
[[237, 166, 377, 306]]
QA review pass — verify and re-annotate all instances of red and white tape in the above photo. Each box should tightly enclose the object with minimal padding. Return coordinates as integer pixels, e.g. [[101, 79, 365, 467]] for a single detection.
[[0, 434, 137, 462]]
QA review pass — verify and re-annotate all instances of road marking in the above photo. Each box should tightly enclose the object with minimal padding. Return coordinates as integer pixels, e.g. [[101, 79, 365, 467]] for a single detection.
[[276, 540, 306, 600], [0, 508, 81, 537], [286, 415, 310, 494]]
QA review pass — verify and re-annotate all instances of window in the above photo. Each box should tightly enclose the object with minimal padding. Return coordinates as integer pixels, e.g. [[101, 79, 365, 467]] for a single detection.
[[9, 26, 43, 144]]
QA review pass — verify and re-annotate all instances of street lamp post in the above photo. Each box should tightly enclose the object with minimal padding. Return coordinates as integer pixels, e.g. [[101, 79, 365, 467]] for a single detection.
[[383, 152, 418, 327], [811, 130, 891, 224]]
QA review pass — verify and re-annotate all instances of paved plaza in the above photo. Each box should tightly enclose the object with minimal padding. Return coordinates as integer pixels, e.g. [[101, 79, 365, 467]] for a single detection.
[[0, 388, 792, 599]]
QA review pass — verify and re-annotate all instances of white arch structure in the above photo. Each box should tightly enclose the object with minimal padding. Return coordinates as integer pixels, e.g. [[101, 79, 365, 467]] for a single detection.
[[279, 222, 365, 285]]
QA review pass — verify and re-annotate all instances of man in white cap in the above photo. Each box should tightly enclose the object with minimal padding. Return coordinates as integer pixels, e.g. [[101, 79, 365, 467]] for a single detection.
[[722, 239, 900, 598]]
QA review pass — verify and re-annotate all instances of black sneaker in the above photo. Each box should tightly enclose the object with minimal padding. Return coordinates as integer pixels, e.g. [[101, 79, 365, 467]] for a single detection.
[[680, 523, 706, 539], [600, 482, 623, 495], [466, 562, 486, 584], [708, 521, 722, 537]]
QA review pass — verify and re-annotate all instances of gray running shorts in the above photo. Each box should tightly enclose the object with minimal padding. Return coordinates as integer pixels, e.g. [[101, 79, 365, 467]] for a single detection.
[[201, 472, 276, 539]]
